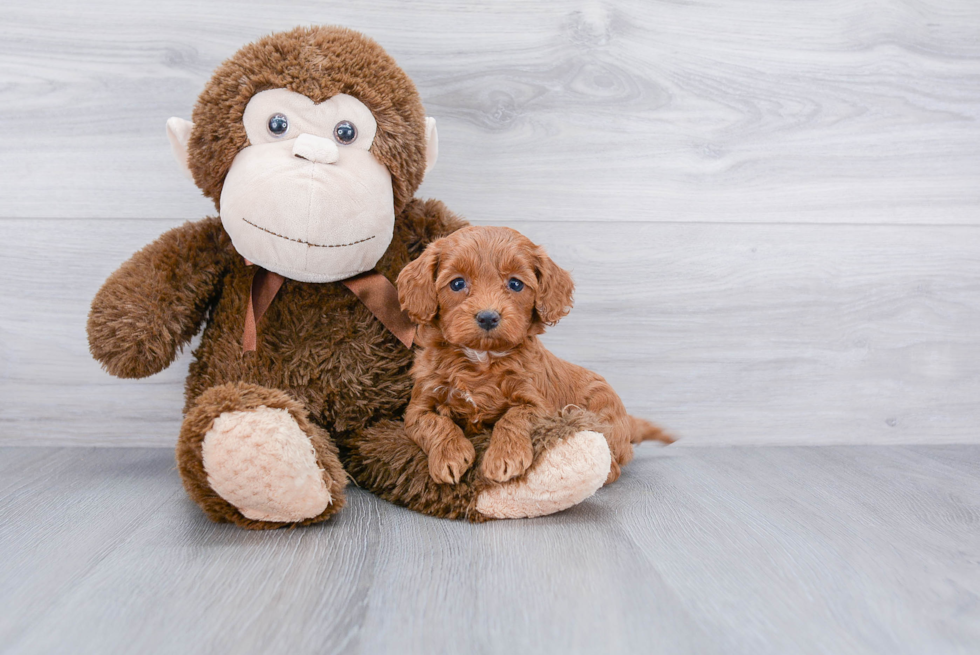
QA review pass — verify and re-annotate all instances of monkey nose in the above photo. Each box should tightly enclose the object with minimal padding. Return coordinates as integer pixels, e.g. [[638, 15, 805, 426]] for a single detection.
[[292, 133, 339, 164], [475, 310, 501, 331]]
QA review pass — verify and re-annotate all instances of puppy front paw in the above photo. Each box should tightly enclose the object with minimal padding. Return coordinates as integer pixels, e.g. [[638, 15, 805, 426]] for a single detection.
[[428, 437, 476, 485], [481, 437, 534, 483]]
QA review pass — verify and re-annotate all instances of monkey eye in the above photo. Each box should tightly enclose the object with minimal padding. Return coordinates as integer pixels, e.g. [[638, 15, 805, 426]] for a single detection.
[[449, 277, 466, 292], [508, 278, 525, 292], [334, 120, 357, 144], [267, 113, 289, 137]]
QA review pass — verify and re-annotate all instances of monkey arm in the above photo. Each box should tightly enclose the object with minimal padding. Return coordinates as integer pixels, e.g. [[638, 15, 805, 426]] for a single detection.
[[397, 197, 469, 257], [87, 216, 233, 379]]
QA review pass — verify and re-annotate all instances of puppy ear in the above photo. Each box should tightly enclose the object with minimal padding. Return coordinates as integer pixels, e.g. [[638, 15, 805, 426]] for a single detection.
[[397, 242, 442, 325], [534, 247, 574, 326]]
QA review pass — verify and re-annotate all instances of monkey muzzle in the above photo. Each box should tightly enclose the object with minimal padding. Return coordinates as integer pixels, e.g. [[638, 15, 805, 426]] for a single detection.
[[218, 136, 396, 284]]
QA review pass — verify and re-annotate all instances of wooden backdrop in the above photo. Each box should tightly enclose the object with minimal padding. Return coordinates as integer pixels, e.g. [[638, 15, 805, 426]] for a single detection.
[[2, 0, 978, 446]]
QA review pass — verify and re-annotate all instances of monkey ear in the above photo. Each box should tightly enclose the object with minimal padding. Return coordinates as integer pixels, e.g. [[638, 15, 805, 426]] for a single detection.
[[424, 117, 439, 175], [166, 117, 195, 181], [534, 247, 575, 327], [397, 241, 442, 325]]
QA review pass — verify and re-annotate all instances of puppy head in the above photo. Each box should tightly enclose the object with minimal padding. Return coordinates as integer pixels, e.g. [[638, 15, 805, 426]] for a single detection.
[[397, 226, 574, 350]]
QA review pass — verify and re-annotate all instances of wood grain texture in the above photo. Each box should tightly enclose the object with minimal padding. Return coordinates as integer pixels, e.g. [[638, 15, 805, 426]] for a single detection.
[[2, 218, 978, 447], [0, 0, 977, 223], [1, 445, 977, 654]]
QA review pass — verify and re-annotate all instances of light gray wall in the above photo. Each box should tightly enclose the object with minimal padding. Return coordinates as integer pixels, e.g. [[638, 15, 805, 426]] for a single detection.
[[2, 0, 978, 446]]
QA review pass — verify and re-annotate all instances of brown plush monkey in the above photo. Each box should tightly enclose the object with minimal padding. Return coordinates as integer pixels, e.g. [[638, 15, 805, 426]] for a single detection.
[[87, 26, 614, 529]]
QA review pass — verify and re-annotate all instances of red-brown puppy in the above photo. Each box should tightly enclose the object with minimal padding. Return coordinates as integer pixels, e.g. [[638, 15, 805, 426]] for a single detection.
[[397, 225, 672, 486]]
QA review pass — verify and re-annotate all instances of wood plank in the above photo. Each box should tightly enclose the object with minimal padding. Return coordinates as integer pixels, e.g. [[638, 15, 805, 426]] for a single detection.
[[602, 445, 980, 654], [0, 447, 382, 654], [354, 488, 711, 654], [2, 218, 979, 446], [0, 0, 978, 223], [0, 448, 181, 647], [2, 445, 978, 654]]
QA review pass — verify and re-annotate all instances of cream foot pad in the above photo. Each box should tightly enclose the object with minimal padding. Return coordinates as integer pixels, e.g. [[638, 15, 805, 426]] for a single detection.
[[475, 430, 611, 519], [202, 407, 332, 522]]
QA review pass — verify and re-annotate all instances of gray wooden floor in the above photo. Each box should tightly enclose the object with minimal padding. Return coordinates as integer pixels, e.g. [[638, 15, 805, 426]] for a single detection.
[[1, 445, 977, 655]]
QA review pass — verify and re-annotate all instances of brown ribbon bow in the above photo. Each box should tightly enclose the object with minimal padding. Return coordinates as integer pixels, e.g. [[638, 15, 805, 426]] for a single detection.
[[242, 263, 415, 353]]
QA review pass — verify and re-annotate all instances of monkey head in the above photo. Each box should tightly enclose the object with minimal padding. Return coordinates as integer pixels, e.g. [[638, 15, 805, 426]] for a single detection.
[[166, 26, 438, 283]]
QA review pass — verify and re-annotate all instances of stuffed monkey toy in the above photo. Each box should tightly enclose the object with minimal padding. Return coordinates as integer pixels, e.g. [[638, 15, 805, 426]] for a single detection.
[[87, 26, 614, 529]]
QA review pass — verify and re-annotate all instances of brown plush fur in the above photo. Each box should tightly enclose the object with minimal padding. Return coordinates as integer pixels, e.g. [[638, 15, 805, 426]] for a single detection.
[[87, 217, 232, 379], [398, 226, 673, 487]]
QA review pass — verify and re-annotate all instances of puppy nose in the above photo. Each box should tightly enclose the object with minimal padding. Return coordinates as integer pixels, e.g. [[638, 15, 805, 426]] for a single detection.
[[292, 133, 339, 164], [475, 310, 500, 331]]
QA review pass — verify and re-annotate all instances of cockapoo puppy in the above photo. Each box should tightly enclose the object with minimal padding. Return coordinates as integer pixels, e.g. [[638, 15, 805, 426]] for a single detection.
[[397, 225, 672, 486]]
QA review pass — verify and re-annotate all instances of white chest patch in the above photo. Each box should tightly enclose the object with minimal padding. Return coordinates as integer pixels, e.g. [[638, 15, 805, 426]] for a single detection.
[[434, 383, 480, 419], [446, 386, 477, 408]]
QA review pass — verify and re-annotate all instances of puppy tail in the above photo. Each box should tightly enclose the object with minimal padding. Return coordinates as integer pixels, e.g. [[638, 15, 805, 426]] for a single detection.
[[628, 416, 675, 445]]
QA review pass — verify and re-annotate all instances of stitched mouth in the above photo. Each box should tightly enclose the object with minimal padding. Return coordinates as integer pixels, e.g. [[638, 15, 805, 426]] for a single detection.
[[242, 218, 375, 248]]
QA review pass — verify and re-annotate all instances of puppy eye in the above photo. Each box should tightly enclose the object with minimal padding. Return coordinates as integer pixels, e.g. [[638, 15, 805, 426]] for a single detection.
[[507, 278, 525, 292], [334, 120, 357, 144], [449, 277, 466, 292], [268, 113, 289, 137]]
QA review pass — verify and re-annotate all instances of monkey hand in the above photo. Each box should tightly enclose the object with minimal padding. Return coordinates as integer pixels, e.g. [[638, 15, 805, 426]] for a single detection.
[[87, 217, 229, 379]]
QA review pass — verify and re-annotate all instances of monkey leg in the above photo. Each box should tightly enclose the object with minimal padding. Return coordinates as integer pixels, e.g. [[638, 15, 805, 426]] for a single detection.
[[342, 407, 611, 521], [176, 382, 347, 530]]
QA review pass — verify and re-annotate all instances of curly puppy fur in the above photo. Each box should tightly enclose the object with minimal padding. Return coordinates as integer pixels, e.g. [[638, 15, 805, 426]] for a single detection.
[[398, 226, 673, 487]]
